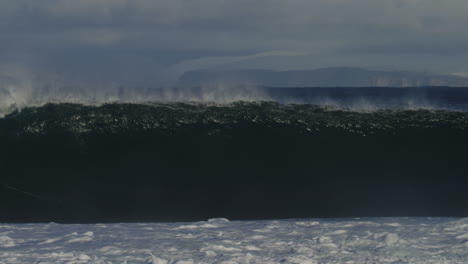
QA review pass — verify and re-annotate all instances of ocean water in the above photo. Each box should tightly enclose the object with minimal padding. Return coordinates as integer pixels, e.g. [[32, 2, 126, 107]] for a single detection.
[[1, 87, 468, 263], [1, 95, 468, 222], [1, 218, 468, 263]]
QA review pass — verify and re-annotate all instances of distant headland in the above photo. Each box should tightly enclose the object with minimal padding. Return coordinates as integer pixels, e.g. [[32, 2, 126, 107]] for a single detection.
[[178, 67, 468, 87]]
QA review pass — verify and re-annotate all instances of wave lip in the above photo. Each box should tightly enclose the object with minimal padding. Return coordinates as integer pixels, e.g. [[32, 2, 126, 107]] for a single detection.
[[0, 85, 271, 117], [2, 102, 468, 138], [2, 86, 468, 116]]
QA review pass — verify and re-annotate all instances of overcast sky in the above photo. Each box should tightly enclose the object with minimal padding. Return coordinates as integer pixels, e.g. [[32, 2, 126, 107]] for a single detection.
[[1, 0, 468, 87]]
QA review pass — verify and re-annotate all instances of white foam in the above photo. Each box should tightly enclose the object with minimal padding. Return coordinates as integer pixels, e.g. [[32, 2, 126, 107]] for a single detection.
[[383, 233, 400, 246], [208, 218, 230, 223], [455, 233, 468, 239], [150, 254, 168, 264], [39, 237, 62, 245], [0, 236, 15, 248], [204, 250, 217, 257], [203, 245, 242, 252], [174, 224, 218, 230], [244, 245, 261, 251], [66, 236, 93, 243], [216, 261, 238, 264], [327, 229, 348, 235], [0, 218, 466, 263]]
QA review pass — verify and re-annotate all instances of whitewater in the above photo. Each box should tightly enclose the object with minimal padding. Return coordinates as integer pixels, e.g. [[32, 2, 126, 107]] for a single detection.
[[1, 218, 468, 263]]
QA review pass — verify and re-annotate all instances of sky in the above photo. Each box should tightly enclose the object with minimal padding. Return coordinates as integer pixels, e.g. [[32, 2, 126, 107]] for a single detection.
[[1, 0, 468, 89]]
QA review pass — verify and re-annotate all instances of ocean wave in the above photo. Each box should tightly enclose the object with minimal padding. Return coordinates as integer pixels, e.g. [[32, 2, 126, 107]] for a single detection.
[[1, 101, 468, 221], [2, 102, 467, 138], [2, 86, 468, 117]]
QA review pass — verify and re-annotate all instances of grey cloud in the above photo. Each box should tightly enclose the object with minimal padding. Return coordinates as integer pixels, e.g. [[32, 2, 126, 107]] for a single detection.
[[1, 0, 468, 89]]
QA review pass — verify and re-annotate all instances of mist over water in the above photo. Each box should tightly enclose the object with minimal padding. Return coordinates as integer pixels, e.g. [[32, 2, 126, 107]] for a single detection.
[[0, 82, 271, 117], [1, 80, 468, 117], [268, 87, 468, 112], [282, 95, 453, 112]]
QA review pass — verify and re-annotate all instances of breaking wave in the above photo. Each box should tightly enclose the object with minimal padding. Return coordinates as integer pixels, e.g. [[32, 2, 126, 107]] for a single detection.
[[0, 85, 270, 117], [2, 85, 468, 117], [2, 101, 468, 137], [1, 102, 468, 222]]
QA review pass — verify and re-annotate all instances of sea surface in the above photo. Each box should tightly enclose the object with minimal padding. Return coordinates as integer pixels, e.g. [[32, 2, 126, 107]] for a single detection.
[[1, 218, 467, 263], [0, 87, 468, 222]]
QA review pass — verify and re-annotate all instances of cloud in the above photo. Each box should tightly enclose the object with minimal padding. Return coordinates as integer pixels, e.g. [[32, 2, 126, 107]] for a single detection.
[[167, 51, 310, 80], [0, 0, 468, 88]]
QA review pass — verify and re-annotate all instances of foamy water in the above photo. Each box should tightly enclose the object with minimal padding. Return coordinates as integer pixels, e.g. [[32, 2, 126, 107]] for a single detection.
[[1, 218, 467, 263]]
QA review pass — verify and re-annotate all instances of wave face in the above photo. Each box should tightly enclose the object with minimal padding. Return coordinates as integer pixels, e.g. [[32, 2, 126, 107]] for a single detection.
[[1, 102, 468, 222]]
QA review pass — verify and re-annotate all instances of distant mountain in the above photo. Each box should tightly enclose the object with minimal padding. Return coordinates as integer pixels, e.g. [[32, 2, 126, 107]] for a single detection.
[[178, 67, 468, 87]]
